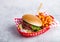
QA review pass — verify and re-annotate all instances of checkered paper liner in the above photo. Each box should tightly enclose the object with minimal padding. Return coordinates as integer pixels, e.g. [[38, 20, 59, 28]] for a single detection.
[[14, 17, 57, 37]]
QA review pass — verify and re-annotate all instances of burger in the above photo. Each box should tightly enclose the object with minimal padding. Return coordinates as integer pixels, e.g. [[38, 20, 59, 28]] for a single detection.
[[21, 14, 42, 32]]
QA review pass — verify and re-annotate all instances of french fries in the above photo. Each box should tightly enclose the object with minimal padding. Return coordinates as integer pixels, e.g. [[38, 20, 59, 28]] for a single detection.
[[37, 12, 54, 27]]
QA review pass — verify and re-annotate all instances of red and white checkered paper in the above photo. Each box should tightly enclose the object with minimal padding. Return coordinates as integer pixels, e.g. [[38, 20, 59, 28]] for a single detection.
[[14, 17, 57, 37]]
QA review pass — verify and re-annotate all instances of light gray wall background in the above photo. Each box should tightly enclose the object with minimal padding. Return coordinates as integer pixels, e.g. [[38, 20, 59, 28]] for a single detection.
[[0, 0, 60, 42]]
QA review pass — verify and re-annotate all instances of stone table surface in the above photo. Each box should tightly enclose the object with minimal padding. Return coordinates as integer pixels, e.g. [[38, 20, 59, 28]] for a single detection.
[[0, 0, 60, 42]]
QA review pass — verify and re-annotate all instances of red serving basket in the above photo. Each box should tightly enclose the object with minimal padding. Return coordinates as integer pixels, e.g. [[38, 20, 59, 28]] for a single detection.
[[14, 18, 52, 37], [14, 14, 56, 37]]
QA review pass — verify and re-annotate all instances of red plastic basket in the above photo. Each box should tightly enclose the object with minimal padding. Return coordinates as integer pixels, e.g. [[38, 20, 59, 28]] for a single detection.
[[14, 18, 52, 37]]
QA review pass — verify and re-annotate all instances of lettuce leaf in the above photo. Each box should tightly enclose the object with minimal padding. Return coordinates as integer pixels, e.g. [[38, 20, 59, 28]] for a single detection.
[[31, 25, 41, 32]]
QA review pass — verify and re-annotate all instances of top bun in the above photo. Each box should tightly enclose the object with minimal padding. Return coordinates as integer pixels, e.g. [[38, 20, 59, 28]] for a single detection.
[[22, 14, 42, 26]]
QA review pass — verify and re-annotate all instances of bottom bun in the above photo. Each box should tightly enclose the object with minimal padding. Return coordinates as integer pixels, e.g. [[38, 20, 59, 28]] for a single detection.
[[17, 26, 50, 37]]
